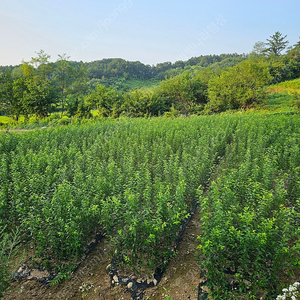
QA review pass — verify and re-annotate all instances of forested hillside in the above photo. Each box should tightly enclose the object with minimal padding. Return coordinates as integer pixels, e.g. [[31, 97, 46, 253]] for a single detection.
[[0, 31, 299, 124], [0, 53, 246, 91]]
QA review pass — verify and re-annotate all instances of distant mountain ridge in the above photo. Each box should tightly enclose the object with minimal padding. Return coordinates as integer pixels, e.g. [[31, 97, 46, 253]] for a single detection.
[[84, 53, 247, 80]]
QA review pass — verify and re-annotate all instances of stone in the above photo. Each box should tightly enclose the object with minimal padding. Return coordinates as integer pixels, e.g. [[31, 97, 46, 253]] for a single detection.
[[113, 275, 119, 283], [153, 279, 158, 286], [127, 282, 133, 289]]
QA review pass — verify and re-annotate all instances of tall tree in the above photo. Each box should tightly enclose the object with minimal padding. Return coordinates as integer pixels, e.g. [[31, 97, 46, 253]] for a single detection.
[[0, 70, 23, 120], [55, 54, 72, 116], [55, 54, 87, 116], [21, 78, 57, 119], [264, 31, 289, 56], [30, 49, 52, 80], [13, 50, 58, 119]]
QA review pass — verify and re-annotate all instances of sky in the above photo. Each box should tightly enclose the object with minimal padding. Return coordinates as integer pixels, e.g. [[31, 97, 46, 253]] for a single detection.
[[0, 0, 300, 66]]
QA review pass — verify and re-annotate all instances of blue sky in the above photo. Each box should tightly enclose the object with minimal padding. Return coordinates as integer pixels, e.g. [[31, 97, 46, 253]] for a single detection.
[[0, 0, 299, 66]]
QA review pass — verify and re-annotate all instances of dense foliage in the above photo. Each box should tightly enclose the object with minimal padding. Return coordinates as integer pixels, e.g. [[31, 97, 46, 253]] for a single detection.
[[198, 114, 300, 299], [0, 116, 236, 275], [208, 60, 271, 111]]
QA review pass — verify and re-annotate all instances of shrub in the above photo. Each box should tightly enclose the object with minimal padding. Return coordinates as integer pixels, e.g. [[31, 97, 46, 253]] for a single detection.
[[208, 60, 272, 111]]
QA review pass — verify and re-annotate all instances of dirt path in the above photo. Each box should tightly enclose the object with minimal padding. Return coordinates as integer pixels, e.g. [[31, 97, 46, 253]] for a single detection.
[[0, 129, 34, 134], [143, 207, 202, 300]]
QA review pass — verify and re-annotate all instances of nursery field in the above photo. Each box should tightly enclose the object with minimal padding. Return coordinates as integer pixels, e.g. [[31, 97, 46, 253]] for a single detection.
[[1, 113, 300, 299]]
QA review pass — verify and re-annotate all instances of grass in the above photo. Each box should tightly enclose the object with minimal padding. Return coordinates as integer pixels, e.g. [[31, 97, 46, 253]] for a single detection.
[[268, 78, 300, 95], [265, 92, 294, 106], [218, 92, 298, 116], [268, 87, 300, 94], [99, 77, 161, 91], [272, 77, 300, 89], [259, 92, 297, 113]]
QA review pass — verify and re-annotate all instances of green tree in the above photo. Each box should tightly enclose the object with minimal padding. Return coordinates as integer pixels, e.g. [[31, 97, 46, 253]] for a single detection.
[[249, 39, 300, 83], [11, 76, 28, 120], [0, 70, 23, 120], [21, 77, 57, 119], [267, 54, 299, 83], [85, 84, 121, 117], [75, 99, 92, 118], [55, 54, 73, 116], [287, 37, 300, 62], [264, 31, 289, 56], [158, 71, 208, 114], [13, 52, 58, 119], [30, 49, 52, 80], [122, 88, 166, 117], [208, 60, 272, 112], [65, 94, 91, 118], [65, 94, 80, 117], [55, 54, 87, 116], [286, 37, 300, 78]]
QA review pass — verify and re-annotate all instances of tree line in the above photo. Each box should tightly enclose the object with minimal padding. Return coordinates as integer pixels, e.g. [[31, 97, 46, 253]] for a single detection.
[[0, 53, 245, 84], [0, 31, 300, 119]]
